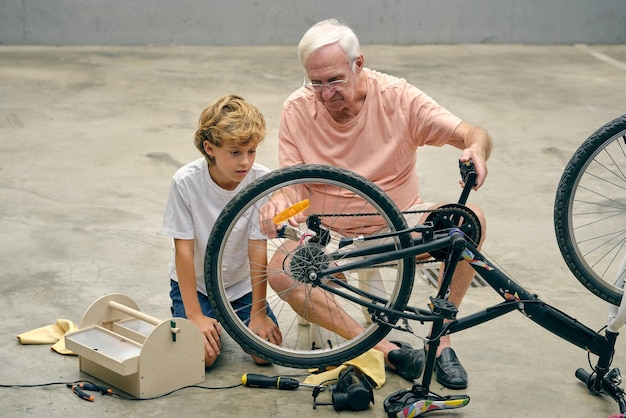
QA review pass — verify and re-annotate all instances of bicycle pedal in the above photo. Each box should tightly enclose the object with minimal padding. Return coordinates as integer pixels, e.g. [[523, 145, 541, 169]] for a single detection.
[[428, 297, 458, 320]]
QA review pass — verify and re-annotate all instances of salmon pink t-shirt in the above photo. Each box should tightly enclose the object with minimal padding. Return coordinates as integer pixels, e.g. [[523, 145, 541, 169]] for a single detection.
[[278, 68, 461, 230]]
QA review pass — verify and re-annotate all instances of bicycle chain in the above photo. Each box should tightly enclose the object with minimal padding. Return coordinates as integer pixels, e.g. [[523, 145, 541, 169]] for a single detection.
[[314, 206, 451, 218], [314, 205, 480, 238], [313, 205, 482, 262]]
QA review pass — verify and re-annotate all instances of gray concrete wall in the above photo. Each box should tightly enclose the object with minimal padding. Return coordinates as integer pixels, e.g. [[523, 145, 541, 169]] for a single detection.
[[1, 0, 625, 45]]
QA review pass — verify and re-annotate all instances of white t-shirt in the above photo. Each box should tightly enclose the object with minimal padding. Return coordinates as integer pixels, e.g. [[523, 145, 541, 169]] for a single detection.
[[161, 157, 270, 300]]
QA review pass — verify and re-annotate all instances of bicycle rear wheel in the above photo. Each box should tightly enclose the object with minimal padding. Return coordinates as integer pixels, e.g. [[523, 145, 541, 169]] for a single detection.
[[204, 164, 415, 369], [554, 114, 626, 305]]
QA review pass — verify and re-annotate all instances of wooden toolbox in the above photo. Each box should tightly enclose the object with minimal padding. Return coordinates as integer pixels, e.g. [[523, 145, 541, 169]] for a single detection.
[[65, 293, 205, 398]]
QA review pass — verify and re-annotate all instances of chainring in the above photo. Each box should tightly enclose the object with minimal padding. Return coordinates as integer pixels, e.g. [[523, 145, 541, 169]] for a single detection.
[[421, 204, 482, 261]]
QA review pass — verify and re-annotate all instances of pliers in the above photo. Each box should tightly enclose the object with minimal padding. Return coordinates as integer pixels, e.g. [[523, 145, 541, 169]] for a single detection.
[[67, 382, 112, 402]]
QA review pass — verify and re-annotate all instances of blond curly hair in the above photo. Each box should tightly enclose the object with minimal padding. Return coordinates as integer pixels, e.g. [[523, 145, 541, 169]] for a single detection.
[[194, 94, 266, 165]]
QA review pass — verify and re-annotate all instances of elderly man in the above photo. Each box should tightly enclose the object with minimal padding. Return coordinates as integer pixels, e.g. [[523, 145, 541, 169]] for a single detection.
[[262, 18, 492, 389]]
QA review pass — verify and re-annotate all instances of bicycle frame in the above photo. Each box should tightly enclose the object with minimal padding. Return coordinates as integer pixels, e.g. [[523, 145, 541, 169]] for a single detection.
[[204, 150, 626, 415], [435, 236, 617, 393], [310, 222, 624, 413]]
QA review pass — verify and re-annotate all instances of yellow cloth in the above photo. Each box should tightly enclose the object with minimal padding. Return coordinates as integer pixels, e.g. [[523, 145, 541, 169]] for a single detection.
[[17, 319, 78, 355], [303, 349, 386, 389]]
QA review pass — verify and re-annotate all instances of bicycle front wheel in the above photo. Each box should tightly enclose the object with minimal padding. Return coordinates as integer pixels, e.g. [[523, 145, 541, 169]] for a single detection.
[[554, 114, 626, 305], [205, 164, 415, 369]]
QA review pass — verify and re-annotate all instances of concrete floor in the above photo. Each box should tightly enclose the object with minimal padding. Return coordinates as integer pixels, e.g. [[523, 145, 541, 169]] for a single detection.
[[1, 43, 625, 417]]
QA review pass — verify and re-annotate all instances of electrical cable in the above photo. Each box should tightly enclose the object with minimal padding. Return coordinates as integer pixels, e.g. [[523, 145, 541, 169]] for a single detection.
[[1, 379, 243, 401]]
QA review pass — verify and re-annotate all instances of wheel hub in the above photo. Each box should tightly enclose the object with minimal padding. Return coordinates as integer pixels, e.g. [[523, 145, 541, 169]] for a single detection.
[[289, 243, 332, 284]]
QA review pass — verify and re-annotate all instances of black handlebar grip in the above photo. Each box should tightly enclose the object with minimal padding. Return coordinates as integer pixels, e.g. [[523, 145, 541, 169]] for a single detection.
[[575, 368, 590, 382], [575, 368, 603, 395], [458, 160, 477, 205]]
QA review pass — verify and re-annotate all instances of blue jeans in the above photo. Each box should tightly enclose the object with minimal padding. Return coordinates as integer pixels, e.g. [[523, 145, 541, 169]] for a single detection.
[[169, 279, 277, 326]]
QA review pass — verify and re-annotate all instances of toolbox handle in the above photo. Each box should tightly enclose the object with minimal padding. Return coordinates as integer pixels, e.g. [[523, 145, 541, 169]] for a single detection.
[[108, 300, 161, 326]]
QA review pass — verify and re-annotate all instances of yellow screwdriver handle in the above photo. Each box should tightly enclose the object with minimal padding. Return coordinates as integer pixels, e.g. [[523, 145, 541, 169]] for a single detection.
[[272, 199, 310, 224]]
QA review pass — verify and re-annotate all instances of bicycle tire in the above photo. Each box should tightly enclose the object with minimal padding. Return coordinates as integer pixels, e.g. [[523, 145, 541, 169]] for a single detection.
[[204, 164, 415, 369], [554, 114, 626, 305]]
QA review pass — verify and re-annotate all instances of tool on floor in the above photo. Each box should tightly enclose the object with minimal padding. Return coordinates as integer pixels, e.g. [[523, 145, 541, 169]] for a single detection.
[[76, 382, 112, 395], [64, 293, 205, 398], [67, 382, 112, 402], [331, 366, 374, 411], [69, 384, 94, 402], [312, 366, 374, 411], [242, 369, 374, 412], [241, 373, 301, 390]]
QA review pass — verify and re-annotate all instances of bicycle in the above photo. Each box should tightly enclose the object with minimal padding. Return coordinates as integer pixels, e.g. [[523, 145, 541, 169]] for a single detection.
[[204, 114, 626, 416]]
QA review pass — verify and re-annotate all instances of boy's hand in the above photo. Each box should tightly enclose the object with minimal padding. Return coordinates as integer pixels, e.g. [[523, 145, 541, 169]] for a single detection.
[[190, 315, 222, 359], [259, 193, 294, 238], [249, 314, 282, 346]]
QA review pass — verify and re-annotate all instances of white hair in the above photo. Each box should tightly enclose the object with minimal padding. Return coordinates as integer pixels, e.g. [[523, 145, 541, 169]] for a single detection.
[[297, 18, 360, 70]]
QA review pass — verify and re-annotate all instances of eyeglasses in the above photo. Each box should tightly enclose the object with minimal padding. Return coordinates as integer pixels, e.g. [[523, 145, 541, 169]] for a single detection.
[[304, 60, 353, 92]]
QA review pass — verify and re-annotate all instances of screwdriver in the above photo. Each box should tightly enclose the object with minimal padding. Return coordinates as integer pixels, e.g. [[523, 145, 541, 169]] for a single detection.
[[70, 384, 95, 402], [76, 382, 112, 395], [241, 373, 300, 390]]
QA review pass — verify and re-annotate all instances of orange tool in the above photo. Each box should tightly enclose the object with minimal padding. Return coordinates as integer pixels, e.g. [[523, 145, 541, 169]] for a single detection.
[[272, 199, 310, 224]]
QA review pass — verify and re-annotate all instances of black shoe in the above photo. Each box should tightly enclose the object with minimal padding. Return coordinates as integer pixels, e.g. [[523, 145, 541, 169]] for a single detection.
[[435, 347, 468, 389], [387, 341, 425, 381]]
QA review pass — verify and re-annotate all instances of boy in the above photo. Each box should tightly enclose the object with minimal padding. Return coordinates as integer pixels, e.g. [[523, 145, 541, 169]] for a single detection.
[[162, 95, 281, 367]]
